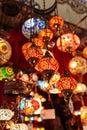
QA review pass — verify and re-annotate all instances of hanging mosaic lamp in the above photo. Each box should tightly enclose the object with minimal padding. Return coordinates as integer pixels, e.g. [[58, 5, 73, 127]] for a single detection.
[[57, 77, 77, 91], [36, 18, 46, 32], [82, 47, 87, 58], [32, 38, 45, 48], [22, 42, 32, 60], [35, 57, 59, 80], [22, 18, 37, 39], [37, 80, 49, 92], [10, 123, 28, 130], [38, 29, 53, 42], [22, 42, 43, 66], [0, 66, 15, 81], [0, 37, 12, 65], [0, 109, 14, 121], [80, 106, 87, 125], [74, 83, 87, 94], [35, 57, 59, 72], [22, 18, 46, 39], [56, 33, 80, 52], [49, 72, 61, 94], [49, 16, 64, 30], [57, 77, 77, 101], [68, 56, 87, 75]]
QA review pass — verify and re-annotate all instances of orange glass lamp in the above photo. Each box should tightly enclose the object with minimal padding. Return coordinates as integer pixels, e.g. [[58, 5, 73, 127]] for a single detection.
[[56, 33, 80, 52], [22, 43, 43, 66], [49, 16, 64, 30], [82, 46, 87, 58], [68, 56, 87, 75], [57, 77, 77, 101], [35, 57, 59, 80], [38, 29, 53, 42], [32, 38, 45, 49], [22, 42, 32, 60], [35, 57, 59, 72]]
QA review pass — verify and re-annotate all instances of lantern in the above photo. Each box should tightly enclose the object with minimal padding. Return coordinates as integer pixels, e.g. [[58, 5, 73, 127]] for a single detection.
[[80, 106, 87, 125], [56, 33, 80, 52], [82, 47, 87, 58], [19, 96, 43, 115], [22, 18, 37, 39], [35, 57, 59, 79], [22, 42, 43, 66], [0, 37, 12, 65], [10, 123, 28, 130], [37, 80, 49, 92], [22, 18, 46, 39], [57, 77, 77, 91], [57, 77, 77, 101], [38, 29, 53, 42], [0, 66, 15, 80], [74, 83, 87, 94], [35, 57, 59, 72], [22, 42, 32, 59], [32, 38, 45, 48], [49, 16, 64, 30], [49, 16, 64, 36], [68, 56, 87, 75], [0, 109, 14, 121], [49, 72, 61, 94]]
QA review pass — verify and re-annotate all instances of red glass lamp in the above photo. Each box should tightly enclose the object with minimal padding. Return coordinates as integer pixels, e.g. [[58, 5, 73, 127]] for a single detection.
[[57, 77, 77, 101], [57, 77, 77, 91], [35, 57, 59, 72], [56, 33, 80, 52], [35, 57, 59, 79]]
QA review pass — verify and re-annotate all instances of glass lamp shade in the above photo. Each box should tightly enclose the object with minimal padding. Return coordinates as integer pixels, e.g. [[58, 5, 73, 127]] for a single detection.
[[38, 29, 53, 42], [22, 42, 43, 65], [56, 33, 80, 52], [0, 37, 12, 65], [22, 18, 37, 39], [32, 38, 45, 48], [10, 123, 28, 130], [37, 80, 49, 92], [0, 109, 14, 121], [22, 18, 46, 39], [49, 16, 64, 30], [82, 47, 87, 58], [74, 83, 87, 94], [19, 97, 42, 115], [57, 77, 77, 91], [68, 56, 87, 75], [0, 66, 15, 80], [35, 57, 59, 72], [22, 42, 32, 60], [49, 72, 61, 94], [80, 106, 87, 125]]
